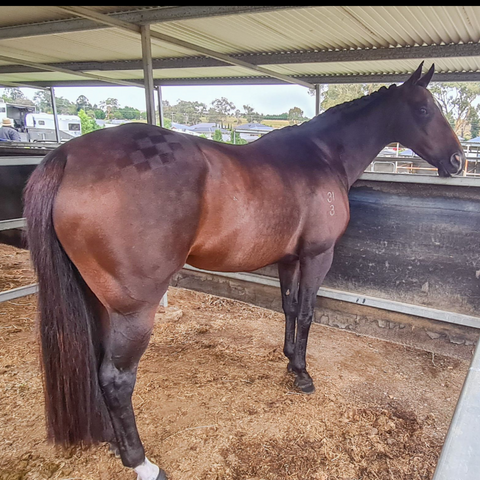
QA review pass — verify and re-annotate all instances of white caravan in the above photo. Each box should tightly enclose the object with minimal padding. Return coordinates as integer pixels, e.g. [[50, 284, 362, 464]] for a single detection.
[[25, 113, 82, 142]]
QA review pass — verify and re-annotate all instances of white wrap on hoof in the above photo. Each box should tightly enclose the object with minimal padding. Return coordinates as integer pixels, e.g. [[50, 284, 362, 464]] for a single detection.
[[135, 457, 160, 480]]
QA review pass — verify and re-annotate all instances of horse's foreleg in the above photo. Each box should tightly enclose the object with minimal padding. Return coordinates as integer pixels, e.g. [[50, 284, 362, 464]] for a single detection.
[[291, 248, 335, 394], [278, 260, 300, 368], [99, 305, 167, 480]]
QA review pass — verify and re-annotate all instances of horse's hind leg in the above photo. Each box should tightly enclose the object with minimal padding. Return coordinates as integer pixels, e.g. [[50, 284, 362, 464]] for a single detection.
[[99, 300, 167, 480]]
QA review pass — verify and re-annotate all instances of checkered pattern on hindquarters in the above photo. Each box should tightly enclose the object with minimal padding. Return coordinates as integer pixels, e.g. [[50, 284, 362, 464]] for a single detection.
[[116, 130, 184, 172]]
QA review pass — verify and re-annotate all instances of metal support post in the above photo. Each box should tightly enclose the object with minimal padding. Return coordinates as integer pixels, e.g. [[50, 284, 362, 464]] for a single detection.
[[432, 339, 480, 480], [50, 87, 61, 143], [315, 84, 321, 117], [141, 24, 156, 125], [157, 85, 164, 127]]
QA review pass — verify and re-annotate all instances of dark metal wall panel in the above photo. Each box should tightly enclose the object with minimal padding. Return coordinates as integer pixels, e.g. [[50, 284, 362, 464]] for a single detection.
[[258, 180, 480, 317], [0, 164, 36, 247], [332, 181, 480, 316]]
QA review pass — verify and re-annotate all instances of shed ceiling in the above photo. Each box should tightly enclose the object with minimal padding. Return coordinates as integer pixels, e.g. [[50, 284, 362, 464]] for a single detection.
[[1, 6, 480, 89]]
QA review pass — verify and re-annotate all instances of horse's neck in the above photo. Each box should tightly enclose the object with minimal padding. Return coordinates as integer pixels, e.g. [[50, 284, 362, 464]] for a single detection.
[[318, 100, 393, 189]]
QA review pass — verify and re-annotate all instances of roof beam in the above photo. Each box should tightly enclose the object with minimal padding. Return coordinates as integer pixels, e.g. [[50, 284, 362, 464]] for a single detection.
[[0, 6, 296, 40], [152, 71, 480, 85], [0, 80, 48, 90], [13, 70, 480, 89], [1, 43, 479, 77], [56, 6, 315, 90], [0, 53, 142, 88]]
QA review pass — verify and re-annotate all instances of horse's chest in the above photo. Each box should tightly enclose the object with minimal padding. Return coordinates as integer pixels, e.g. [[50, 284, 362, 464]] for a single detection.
[[305, 187, 350, 246]]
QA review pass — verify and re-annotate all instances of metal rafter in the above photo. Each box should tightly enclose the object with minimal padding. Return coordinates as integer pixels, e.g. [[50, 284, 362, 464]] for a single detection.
[[12, 70, 480, 88], [0, 79, 48, 90], [55, 6, 316, 90], [0, 53, 142, 88], [1, 42, 480, 83], [0, 6, 296, 40]]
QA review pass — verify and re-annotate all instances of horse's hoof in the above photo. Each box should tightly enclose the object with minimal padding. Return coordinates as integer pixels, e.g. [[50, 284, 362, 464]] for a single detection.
[[157, 469, 168, 480], [294, 373, 316, 395]]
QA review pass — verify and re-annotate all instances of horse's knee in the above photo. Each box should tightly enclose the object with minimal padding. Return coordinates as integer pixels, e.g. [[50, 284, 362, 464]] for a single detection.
[[282, 301, 298, 319]]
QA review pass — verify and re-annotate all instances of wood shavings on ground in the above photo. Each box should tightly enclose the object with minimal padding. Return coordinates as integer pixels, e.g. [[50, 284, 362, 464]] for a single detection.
[[0, 244, 469, 479]]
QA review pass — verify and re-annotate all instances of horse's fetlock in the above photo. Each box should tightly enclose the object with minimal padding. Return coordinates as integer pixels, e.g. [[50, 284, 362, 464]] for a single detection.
[[283, 345, 294, 359]]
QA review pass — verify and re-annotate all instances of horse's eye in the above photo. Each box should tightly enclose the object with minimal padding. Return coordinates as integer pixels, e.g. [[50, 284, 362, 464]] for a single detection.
[[418, 106, 428, 116]]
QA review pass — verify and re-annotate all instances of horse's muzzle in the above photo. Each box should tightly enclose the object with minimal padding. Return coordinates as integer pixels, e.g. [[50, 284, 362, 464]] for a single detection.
[[450, 152, 464, 175]]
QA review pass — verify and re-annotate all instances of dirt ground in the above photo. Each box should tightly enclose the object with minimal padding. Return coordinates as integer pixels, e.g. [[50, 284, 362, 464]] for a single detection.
[[0, 243, 471, 480]]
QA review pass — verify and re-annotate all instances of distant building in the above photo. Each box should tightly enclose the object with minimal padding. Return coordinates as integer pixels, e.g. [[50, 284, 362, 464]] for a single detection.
[[189, 122, 230, 141], [95, 119, 131, 129], [170, 122, 195, 134], [234, 122, 274, 135], [234, 122, 275, 143]]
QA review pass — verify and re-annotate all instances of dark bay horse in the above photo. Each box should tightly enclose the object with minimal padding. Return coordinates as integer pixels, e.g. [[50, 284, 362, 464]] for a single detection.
[[24, 63, 464, 480]]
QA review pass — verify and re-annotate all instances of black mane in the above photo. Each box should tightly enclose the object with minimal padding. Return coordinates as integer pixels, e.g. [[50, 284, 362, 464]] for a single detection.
[[308, 84, 396, 128]]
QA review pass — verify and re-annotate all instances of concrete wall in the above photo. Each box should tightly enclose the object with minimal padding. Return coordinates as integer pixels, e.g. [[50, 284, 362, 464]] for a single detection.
[[172, 264, 478, 361]]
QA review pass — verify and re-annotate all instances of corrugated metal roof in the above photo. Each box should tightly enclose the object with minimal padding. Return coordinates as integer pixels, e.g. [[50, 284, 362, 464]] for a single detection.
[[1, 6, 480, 87]]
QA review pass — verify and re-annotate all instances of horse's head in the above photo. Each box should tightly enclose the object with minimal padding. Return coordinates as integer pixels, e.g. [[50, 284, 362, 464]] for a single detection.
[[391, 62, 465, 177]]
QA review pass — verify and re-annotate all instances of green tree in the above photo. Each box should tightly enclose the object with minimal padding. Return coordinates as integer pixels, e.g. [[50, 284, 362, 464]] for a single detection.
[[162, 100, 206, 125], [211, 97, 236, 127], [288, 106, 305, 125], [242, 104, 264, 123], [93, 108, 105, 120], [212, 129, 224, 142], [469, 108, 480, 139], [75, 95, 91, 113], [55, 96, 77, 115], [1, 87, 30, 103], [320, 84, 371, 112], [117, 106, 141, 120], [176, 100, 206, 124], [100, 98, 120, 120], [33, 90, 52, 112], [78, 109, 101, 134], [429, 82, 480, 138], [206, 107, 222, 124], [243, 104, 255, 122], [229, 129, 247, 145], [31, 91, 75, 114]]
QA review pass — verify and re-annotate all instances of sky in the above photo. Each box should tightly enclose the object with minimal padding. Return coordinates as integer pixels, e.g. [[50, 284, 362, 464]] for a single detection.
[[12, 83, 318, 119]]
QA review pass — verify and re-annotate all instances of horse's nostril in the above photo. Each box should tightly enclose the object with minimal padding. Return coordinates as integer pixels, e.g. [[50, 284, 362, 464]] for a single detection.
[[450, 153, 463, 172]]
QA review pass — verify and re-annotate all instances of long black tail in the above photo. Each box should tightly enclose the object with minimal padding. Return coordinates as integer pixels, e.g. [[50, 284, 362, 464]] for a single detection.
[[23, 148, 113, 445]]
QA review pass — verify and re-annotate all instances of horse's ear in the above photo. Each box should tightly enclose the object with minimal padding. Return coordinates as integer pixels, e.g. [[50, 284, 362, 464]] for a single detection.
[[416, 64, 435, 88], [403, 62, 425, 87]]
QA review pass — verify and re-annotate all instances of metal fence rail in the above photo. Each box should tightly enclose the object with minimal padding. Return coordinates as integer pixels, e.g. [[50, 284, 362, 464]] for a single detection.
[[0, 218, 26, 231], [433, 340, 480, 480]]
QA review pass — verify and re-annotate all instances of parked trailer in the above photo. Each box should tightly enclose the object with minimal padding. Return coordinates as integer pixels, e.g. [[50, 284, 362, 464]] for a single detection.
[[0, 102, 82, 142], [24, 113, 82, 142]]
